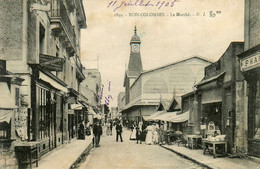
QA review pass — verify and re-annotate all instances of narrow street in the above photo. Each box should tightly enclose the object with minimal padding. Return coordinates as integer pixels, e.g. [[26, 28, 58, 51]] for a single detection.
[[78, 128, 203, 169]]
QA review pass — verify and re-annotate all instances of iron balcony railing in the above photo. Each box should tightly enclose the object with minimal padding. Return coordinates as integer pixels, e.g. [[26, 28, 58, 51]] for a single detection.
[[50, 0, 76, 51]]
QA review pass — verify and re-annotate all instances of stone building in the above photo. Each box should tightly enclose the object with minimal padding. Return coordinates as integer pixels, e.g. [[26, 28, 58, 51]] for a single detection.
[[194, 42, 244, 153], [0, 60, 24, 169], [122, 27, 212, 123], [0, 0, 86, 168], [117, 92, 125, 111], [80, 68, 102, 124], [237, 0, 260, 157], [81, 68, 102, 108]]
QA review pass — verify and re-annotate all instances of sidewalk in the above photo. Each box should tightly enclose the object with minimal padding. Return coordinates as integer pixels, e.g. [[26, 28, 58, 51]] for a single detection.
[[35, 135, 93, 169], [161, 144, 260, 169]]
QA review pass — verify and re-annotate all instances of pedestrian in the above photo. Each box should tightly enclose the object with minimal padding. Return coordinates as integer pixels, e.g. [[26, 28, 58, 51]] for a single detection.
[[106, 121, 110, 136], [110, 120, 113, 135], [136, 122, 142, 144], [152, 122, 159, 144], [86, 121, 91, 136], [158, 121, 165, 145], [145, 122, 153, 145], [78, 121, 85, 140], [130, 122, 137, 140], [116, 121, 123, 142], [93, 120, 103, 147]]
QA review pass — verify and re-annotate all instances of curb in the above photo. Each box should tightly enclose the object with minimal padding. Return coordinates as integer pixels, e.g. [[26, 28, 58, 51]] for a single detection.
[[161, 145, 213, 169], [70, 142, 93, 169], [247, 156, 260, 164]]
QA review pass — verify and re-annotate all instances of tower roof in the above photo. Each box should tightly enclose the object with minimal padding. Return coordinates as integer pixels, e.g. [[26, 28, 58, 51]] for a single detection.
[[130, 25, 141, 43], [126, 26, 143, 77]]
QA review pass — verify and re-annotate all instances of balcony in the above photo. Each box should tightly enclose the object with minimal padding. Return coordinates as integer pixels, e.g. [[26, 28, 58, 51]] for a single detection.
[[75, 55, 85, 82], [50, 0, 76, 56]]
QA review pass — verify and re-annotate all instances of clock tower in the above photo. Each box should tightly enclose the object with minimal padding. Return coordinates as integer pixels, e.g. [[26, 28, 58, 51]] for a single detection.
[[124, 26, 143, 104], [128, 25, 143, 73]]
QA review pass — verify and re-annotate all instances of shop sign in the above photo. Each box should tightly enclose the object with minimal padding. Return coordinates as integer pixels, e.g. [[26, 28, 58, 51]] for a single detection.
[[240, 52, 260, 72], [40, 54, 65, 72]]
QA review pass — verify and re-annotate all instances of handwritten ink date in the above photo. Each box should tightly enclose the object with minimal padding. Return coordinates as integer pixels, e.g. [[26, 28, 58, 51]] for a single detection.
[[105, 95, 113, 106], [107, 0, 180, 12]]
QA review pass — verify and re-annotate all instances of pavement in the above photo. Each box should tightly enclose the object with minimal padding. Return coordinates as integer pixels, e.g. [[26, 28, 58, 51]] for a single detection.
[[34, 135, 93, 169], [77, 128, 203, 169], [32, 127, 260, 169], [161, 144, 260, 169]]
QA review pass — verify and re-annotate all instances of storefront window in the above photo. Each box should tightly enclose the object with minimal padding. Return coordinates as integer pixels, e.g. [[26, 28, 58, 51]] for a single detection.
[[202, 102, 222, 133], [56, 95, 63, 133], [0, 122, 11, 139], [39, 88, 49, 139], [254, 79, 260, 139]]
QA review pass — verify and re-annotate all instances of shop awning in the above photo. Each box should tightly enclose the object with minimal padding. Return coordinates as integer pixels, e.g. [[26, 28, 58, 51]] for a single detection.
[[152, 111, 179, 121], [0, 110, 13, 124], [87, 106, 96, 115], [168, 111, 189, 123], [144, 111, 166, 121], [39, 72, 68, 93], [201, 87, 222, 104], [70, 103, 83, 110], [195, 72, 225, 87]]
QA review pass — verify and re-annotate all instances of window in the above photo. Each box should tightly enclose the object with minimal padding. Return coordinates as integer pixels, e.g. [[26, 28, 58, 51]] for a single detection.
[[56, 95, 63, 133], [0, 111, 12, 140], [39, 88, 49, 139], [254, 79, 260, 139], [15, 88, 20, 106], [0, 122, 11, 139], [39, 23, 46, 54]]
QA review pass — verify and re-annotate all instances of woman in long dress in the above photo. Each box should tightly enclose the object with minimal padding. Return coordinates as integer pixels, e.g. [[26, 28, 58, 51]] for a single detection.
[[145, 124, 153, 145], [106, 121, 110, 136], [152, 123, 159, 144], [130, 122, 137, 140]]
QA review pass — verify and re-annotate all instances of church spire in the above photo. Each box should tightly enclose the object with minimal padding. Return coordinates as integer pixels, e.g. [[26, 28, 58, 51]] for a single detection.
[[134, 25, 137, 35]]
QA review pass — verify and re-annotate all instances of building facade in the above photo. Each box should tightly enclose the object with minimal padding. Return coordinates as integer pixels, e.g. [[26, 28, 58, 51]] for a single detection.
[[0, 0, 87, 168], [122, 27, 212, 123], [80, 68, 102, 124], [195, 42, 244, 153], [237, 0, 260, 157]]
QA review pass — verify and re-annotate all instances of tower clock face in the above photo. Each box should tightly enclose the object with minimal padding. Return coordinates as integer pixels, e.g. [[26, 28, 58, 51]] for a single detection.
[[132, 44, 140, 52]]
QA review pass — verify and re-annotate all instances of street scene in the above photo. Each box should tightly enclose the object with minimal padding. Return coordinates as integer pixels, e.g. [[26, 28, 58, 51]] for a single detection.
[[0, 0, 260, 169], [78, 128, 203, 169]]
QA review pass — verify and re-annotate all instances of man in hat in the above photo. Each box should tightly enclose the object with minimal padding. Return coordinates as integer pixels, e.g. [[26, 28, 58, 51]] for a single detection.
[[93, 120, 103, 147], [116, 121, 123, 142]]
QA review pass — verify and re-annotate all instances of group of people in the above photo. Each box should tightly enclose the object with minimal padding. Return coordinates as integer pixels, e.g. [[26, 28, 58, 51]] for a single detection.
[[91, 119, 168, 148], [78, 121, 91, 140], [105, 120, 114, 136], [92, 119, 124, 147], [129, 121, 167, 145]]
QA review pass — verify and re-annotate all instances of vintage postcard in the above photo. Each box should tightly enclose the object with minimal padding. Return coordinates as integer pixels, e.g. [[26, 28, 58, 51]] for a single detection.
[[0, 0, 259, 169]]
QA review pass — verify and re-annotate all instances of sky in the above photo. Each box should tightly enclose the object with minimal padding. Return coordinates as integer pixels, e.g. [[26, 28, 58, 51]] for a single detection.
[[80, 0, 244, 107]]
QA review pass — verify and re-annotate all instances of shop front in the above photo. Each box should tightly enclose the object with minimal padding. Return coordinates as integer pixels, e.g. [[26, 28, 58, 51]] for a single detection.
[[197, 82, 223, 136], [30, 65, 67, 157], [196, 73, 236, 153], [238, 51, 260, 157]]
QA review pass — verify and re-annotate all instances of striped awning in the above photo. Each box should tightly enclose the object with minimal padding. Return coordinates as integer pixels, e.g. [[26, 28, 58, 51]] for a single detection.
[[144, 111, 166, 121], [0, 110, 13, 124], [168, 111, 189, 123]]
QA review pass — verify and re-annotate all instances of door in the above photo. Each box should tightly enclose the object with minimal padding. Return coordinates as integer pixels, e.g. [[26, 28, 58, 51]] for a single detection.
[[49, 93, 57, 150]]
